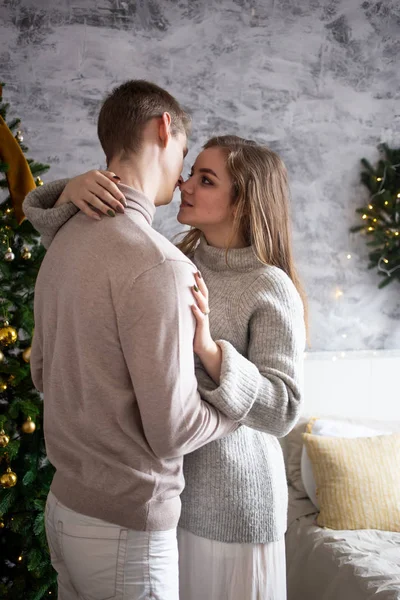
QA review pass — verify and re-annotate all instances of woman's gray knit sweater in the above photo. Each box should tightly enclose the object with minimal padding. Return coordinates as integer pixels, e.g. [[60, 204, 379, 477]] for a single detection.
[[23, 180, 306, 544]]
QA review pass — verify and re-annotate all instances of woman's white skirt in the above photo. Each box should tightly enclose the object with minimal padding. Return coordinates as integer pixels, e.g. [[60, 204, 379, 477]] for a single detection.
[[177, 527, 286, 600]]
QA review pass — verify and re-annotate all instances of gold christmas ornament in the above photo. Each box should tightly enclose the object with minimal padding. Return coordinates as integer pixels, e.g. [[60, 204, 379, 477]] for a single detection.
[[22, 346, 31, 363], [4, 247, 15, 261], [0, 430, 10, 447], [21, 416, 36, 434], [0, 325, 18, 346], [35, 177, 43, 186], [22, 247, 31, 260], [0, 467, 17, 488], [15, 130, 23, 143]]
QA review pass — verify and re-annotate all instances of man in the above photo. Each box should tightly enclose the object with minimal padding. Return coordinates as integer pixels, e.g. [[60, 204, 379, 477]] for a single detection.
[[24, 81, 236, 600]]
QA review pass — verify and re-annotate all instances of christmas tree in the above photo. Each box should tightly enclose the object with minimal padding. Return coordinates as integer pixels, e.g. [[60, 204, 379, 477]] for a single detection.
[[351, 144, 400, 288], [0, 84, 56, 599]]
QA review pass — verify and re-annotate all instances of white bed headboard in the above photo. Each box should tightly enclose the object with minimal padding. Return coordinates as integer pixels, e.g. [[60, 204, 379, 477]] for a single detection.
[[303, 350, 400, 421]]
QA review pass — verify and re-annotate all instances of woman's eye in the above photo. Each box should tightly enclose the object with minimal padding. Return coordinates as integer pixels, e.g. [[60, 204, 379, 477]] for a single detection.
[[201, 176, 212, 185]]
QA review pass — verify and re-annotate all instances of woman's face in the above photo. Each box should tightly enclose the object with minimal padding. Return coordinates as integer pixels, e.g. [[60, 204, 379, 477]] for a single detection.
[[177, 147, 235, 232]]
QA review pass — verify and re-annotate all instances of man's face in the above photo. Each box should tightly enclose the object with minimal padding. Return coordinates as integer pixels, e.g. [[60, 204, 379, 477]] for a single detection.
[[155, 131, 188, 207]]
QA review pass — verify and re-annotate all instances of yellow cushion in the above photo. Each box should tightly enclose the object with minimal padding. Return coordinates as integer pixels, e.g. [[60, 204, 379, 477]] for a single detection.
[[302, 432, 400, 531]]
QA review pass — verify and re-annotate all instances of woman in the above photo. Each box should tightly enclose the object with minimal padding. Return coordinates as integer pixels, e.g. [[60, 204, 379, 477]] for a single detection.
[[24, 135, 306, 600]]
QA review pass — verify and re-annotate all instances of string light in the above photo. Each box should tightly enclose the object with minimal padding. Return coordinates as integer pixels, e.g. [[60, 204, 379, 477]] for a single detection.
[[397, 193, 400, 198], [362, 214, 367, 219], [385, 201, 389, 205], [368, 204, 373, 209], [376, 177, 382, 181], [368, 226, 374, 231], [383, 258, 389, 264], [335, 289, 344, 299], [18, 555, 22, 562], [346, 254, 352, 259]]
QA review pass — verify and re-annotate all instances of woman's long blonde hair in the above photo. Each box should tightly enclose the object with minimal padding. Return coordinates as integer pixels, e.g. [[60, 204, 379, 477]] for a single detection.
[[177, 135, 308, 333]]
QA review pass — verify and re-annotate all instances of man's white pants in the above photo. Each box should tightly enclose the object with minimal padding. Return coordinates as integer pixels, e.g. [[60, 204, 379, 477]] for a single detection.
[[45, 491, 179, 600]]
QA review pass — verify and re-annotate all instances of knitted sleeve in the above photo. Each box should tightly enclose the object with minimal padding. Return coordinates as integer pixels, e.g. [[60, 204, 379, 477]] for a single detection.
[[197, 270, 306, 438], [22, 179, 78, 248]]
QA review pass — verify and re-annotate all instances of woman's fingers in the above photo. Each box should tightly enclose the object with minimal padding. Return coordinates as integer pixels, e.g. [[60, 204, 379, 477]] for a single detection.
[[74, 192, 102, 220], [191, 285, 209, 315], [191, 303, 206, 323], [92, 171, 127, 210], [86, 183, 125, 214], [194, 271, 209, 299]]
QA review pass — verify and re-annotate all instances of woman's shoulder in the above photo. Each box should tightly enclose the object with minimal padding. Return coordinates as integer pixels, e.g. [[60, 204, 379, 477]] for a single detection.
[[244, 265, 303, 312]]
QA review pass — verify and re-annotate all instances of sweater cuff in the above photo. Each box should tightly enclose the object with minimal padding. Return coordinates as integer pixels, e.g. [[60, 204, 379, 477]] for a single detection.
[[200, 340, 260, 421], [23, 179, 79, 248]]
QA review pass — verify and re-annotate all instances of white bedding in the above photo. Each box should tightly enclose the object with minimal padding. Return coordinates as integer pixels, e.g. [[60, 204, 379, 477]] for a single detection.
[[286, 486, 400, 600]]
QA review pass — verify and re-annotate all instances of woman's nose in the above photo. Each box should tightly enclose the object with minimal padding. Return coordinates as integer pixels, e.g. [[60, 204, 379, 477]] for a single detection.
[[175, 176, 184, 190], [180, 177, 191, 193]]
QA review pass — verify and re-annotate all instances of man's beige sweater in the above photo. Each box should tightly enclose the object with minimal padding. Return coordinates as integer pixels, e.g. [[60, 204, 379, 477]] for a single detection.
[[28, 182, 236, 531]]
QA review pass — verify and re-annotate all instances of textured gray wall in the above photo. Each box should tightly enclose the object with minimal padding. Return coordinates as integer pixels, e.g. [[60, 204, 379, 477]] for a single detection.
[[1, 0, 399, 350]]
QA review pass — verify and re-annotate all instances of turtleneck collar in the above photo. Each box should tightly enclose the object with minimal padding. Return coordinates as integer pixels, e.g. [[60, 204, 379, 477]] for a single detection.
[[195, 235, 263, 272], [118, 183, 156, 226]]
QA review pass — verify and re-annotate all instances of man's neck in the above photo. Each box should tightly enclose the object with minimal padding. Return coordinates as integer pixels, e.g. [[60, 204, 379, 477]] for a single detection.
[[108, 154, 160, 205]]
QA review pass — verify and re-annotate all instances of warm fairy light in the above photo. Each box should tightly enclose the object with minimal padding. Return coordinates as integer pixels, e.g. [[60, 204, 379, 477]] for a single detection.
[[18, 555, 22, 562], [383, 258, 389, 264], [335, 289, 344, 299], [347, 254, 352, 259], [376, 177, 382, 181], [395, 232, 399, 236], [397, 193, 400, 198], [385, 201, 389, 205], [373, 218, 377, 222], [368, 227, 374, 231], [368, 204, 373, 209]]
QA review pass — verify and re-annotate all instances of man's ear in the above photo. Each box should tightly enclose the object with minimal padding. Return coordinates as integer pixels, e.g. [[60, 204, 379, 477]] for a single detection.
[[159, 112, 172, 148]]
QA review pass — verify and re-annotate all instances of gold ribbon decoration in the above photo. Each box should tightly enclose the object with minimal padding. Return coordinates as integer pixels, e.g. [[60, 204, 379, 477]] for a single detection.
[[0, 104, 36, 224]]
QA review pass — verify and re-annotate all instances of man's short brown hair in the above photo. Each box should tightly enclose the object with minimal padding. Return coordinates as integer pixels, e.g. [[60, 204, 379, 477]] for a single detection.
[[97, 80, 191, 164]]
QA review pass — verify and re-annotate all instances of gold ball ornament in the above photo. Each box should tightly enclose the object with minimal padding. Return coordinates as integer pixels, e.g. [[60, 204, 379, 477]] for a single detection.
[[22, 347, 31, 363], [0, 430, 10, 447], [4, 247, 15, 261], [15, 130, 23, 143], [21, 416, 36, 434], [0, 467, 17, 488], [36, 177, 44, 186], [22, 247, 32, 260], [0, 325, 18, 346]]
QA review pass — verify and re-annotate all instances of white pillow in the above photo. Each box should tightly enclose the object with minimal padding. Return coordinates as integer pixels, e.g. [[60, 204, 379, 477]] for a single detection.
[[301, 418, 389, 508]]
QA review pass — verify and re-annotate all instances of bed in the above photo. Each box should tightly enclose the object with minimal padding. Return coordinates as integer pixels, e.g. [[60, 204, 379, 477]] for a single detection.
[[283, 351, 400, 600]]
